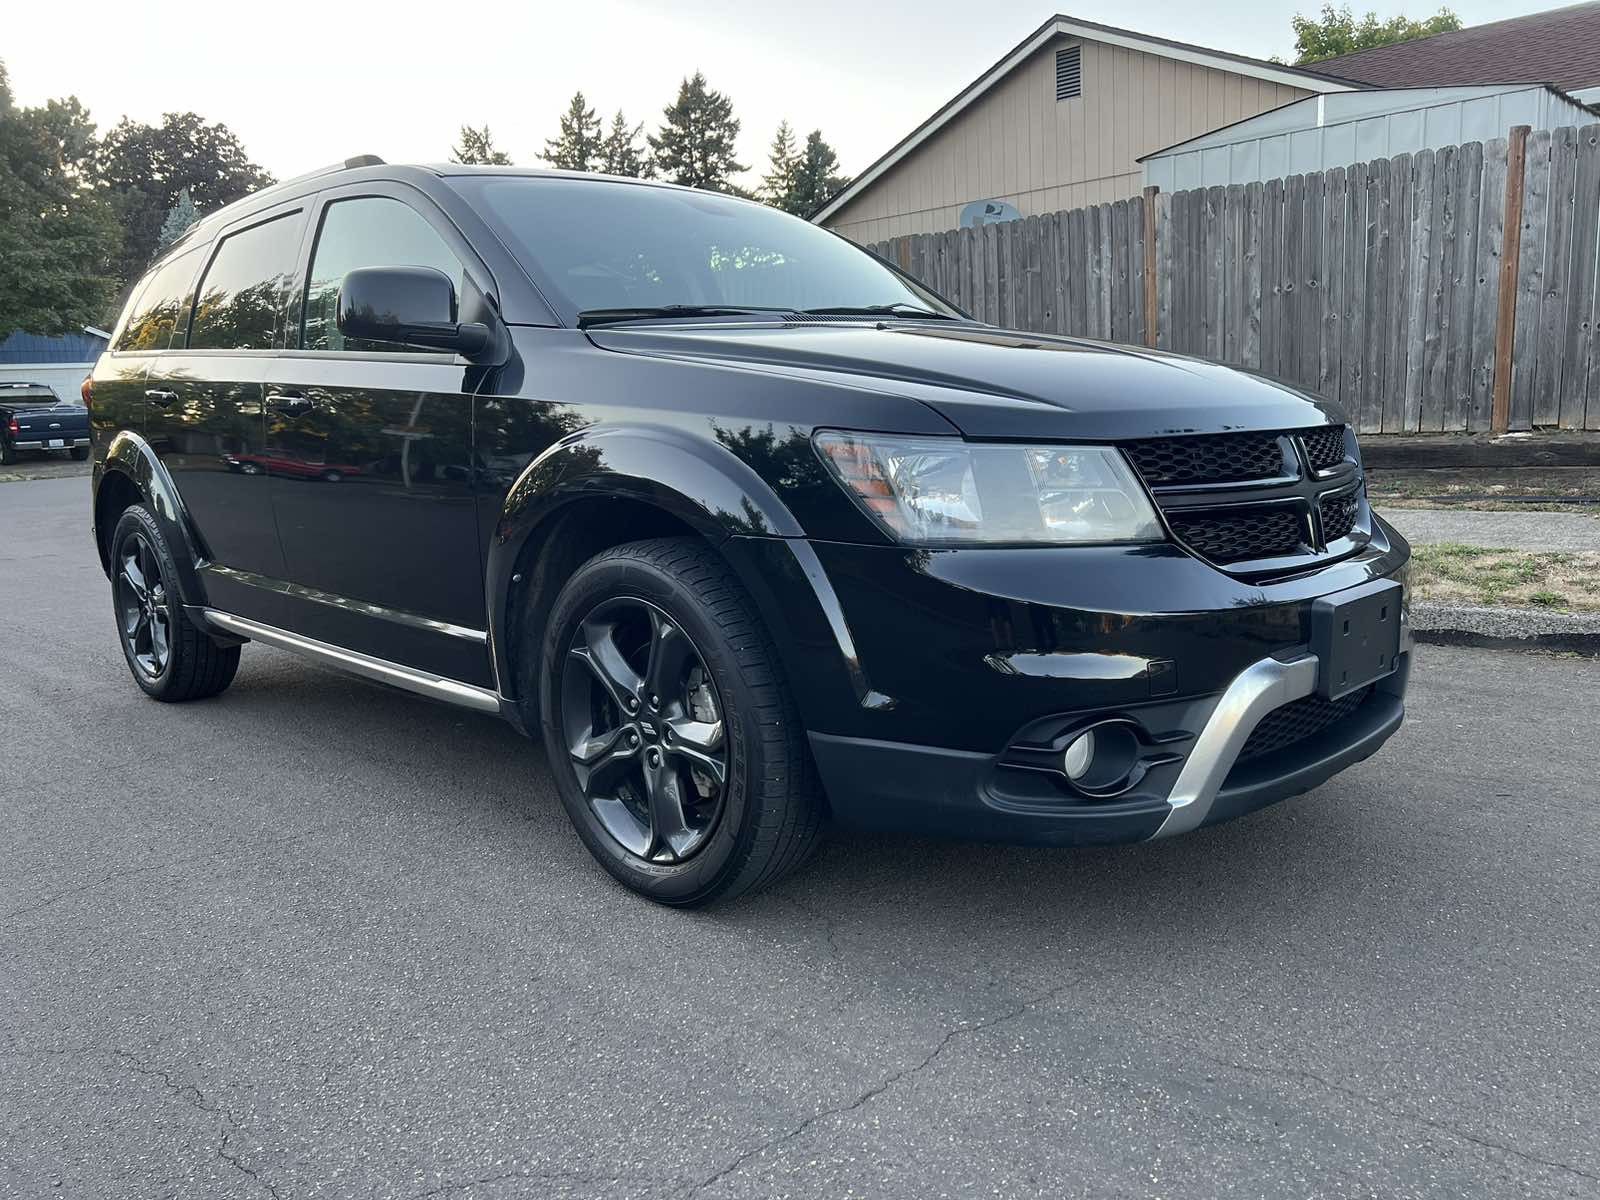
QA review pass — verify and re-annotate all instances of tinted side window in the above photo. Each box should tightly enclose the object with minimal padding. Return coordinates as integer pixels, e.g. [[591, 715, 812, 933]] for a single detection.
[[189, 214, 303, 351], [114, 249, 201, 352], [302, 197, 464, 352]]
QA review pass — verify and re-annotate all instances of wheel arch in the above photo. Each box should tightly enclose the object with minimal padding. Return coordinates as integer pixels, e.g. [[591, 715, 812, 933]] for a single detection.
[[94, 430, 209, 607], [486, 425, 805, 718]]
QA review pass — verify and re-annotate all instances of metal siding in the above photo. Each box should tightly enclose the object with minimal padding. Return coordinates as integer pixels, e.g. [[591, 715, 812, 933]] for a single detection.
[[825, 36, 1311, 241]]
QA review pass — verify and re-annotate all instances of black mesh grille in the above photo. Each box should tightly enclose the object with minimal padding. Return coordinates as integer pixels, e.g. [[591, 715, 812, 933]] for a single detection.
[[1302, 425, 1348, 471], [1121, 432, 1285, 487], [1167, 507, 1305, 564], [1321, 488, 1361, 542], [1238, 687, 1372, 764]]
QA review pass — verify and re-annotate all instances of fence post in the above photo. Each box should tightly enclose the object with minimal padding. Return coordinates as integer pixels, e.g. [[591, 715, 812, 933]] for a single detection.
[[1143, 186, 1159, 348], [1492, 125, 1531, 434]]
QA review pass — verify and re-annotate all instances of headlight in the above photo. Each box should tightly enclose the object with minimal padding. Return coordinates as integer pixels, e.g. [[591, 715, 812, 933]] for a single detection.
[[814, 431, 1165, 546]]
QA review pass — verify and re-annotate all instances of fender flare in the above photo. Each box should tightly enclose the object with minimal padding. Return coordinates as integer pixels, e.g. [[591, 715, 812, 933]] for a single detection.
[[484, 424, 803, 699], [95, 430, 210, 607]]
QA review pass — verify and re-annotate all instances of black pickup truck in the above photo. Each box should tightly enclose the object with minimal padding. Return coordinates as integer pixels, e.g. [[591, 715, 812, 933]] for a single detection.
[[1, 382, 91, 464]]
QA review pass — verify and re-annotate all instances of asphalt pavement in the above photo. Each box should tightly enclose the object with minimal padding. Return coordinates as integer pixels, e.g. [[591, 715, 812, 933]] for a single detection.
[[4, 475, 1599, 1200], [1379, 506, 1600, 551]]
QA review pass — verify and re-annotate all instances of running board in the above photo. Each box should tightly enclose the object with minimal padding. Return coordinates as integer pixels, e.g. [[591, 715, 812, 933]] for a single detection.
[[200, 609, 504, 716]]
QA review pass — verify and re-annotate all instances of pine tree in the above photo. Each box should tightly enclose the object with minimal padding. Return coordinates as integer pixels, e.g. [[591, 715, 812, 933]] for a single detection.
[[648, 72, 745, 193], [451, 124, 511, 165], [542, 92, 602, 172], [598, 111, 651, 178], [785, 130, 848, 217], [156, 188, 198, 249], [759, 121, 799, 209]]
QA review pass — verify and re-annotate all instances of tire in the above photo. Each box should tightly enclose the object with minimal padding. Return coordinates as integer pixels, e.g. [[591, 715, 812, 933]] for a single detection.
[[110, 504, 241, 702], [70, 445, 89, 461], [537, 537, 822, 906], [0, 441, 15, 466]]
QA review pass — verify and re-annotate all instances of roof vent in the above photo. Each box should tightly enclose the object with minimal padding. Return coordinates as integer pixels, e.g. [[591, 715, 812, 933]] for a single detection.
[[344, 154, 385, 168], [1055, 46, 1082, 101]]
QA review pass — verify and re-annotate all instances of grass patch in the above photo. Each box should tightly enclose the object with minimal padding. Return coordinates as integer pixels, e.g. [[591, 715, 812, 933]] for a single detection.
[[1408, 543, 1600, 611]]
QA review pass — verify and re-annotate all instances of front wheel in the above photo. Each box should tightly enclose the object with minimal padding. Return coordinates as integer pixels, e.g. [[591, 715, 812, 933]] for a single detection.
[[538, 538, 822, 906], [110, 505, 241, 702]]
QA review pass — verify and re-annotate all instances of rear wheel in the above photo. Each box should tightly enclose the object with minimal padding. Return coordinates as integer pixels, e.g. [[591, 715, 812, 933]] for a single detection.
[[111, 505, 240, 702], [538, 537, 822, 906], [70, 445, 89, 461], [0, 441, 15, 465]]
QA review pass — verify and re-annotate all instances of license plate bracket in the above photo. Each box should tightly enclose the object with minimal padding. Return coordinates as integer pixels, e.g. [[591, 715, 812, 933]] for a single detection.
[[1312, 579, 1403, 700]]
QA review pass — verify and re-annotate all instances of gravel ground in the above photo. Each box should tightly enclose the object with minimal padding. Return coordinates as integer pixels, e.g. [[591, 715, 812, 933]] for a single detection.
[[4, 476, 1599, 1199]]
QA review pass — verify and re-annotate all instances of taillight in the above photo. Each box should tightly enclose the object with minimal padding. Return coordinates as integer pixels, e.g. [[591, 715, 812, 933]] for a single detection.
[[6, 417, 18, 437], [81, 375, 94, 407]]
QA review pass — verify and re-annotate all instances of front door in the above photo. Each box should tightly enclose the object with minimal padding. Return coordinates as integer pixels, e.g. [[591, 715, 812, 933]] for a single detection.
[[266, 189, 490, 686], [145, 208, 306, 625]]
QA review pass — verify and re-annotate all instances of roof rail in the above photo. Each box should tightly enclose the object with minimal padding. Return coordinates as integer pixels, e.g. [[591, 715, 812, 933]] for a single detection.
[[344, 154, 385, 168]]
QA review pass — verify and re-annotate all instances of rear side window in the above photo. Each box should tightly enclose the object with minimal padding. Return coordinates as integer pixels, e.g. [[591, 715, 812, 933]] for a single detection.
[[302, 196, 464, 352], [189, 213, 304, 351], [114, 249, 201, 352]]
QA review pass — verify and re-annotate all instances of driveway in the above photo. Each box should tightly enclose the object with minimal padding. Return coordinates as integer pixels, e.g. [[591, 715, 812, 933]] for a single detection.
[[3, 476, 1598, 1199]]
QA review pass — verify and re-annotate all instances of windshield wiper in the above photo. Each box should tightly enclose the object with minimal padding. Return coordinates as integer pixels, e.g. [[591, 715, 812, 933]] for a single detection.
[[577, 305, 791, 328], [798, 303, 954, 320]]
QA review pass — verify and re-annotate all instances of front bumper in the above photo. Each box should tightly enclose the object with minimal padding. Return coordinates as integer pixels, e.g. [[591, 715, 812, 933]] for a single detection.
[[721, 515, 1412, 847]]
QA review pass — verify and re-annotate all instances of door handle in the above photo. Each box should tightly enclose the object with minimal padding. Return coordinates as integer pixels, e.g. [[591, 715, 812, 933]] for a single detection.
[[145, 389, 179, 408], [265, 392, 310, 413]]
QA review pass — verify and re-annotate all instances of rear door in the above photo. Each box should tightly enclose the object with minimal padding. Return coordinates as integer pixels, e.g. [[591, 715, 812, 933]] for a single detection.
[[145, 206, 307, 624], [265, 185, 492, 686], [91, 247, 207, 456]]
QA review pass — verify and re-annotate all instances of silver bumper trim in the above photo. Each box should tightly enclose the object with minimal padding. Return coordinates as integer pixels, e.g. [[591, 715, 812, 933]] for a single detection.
[[1152, 652, 1320, 839], [13, 437, 89, 449], [200, 609, 502, 715]]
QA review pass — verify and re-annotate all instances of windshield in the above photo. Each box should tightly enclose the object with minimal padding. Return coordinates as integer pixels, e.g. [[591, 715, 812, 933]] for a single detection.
[[451, 176, 958, 323]]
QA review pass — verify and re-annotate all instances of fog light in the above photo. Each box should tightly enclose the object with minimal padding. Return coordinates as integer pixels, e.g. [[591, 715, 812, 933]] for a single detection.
[[1062, 730, 1095, 780]]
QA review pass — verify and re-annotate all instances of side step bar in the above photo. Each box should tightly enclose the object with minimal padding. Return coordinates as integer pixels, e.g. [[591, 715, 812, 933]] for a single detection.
[[200, 609, 504, 716]]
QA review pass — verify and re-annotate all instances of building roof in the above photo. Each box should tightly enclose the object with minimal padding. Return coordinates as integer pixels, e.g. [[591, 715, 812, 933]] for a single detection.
[[1309, 1, 1600, 93], [812, 14, 1360, 224], [0, 328, 110, 365]]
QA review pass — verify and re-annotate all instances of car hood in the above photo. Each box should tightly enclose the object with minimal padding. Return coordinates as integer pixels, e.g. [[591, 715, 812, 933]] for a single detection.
[[586, 322, 1344, 440]]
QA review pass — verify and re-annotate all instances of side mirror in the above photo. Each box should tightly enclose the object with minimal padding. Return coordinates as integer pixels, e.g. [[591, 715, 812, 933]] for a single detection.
[[336, 266, 492, 357]]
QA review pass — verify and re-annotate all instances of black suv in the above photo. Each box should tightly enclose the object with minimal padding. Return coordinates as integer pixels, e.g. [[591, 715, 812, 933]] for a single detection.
[[89, 158, 1411, 905]]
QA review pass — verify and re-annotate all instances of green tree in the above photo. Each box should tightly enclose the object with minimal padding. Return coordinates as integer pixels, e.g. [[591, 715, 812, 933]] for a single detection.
[[451, 124, 512, 165], [95, 112, 272, 284], [649, 72, 745, 193], [1290, 4, 1462, 63], [759, 121, 799, 208], [0, 61, 121, 334], [542, 92, 602, 171], [598, 110, 651, 177], [156, 188, 198, 250], [772, 130, 848, 217]]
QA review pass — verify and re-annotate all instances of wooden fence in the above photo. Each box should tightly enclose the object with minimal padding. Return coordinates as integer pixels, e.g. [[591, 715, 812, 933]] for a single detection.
[[867, 122, 1600, 434]]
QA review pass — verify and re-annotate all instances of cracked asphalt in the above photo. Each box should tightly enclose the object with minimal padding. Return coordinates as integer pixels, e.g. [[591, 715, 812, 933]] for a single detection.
[[4, 474, 1599, 1200]]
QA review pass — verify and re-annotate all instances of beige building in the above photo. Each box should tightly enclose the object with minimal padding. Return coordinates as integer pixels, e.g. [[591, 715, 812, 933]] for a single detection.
[[817, 15, 1355, 243]]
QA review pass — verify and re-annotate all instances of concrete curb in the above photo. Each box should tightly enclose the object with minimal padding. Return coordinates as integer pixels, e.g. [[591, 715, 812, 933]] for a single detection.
[[1412, 600, 1600, 656]]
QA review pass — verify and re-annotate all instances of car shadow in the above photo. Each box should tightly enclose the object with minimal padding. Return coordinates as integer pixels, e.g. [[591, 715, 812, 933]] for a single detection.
[[212, 646, 1422, 980]]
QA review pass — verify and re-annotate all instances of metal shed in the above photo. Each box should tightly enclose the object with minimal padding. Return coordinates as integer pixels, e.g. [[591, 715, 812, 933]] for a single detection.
[[1140, 83, 1595, 191]]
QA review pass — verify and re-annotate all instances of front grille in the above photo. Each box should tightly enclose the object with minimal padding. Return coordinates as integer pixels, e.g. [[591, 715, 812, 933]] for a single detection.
[[1321, 488, 1361, 542], [1121, 431, 1284, 487], [1166, 507, 1306, 564], [1302, 425, 1348, 471], [1238, 686, 1372, 764]]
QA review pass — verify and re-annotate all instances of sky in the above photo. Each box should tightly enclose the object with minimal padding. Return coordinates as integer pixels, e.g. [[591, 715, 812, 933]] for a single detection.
[[4, 0, 1570, 188]]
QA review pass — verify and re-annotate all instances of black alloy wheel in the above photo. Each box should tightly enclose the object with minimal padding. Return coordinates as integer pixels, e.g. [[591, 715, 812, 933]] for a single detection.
[[116, 528, 173, 682], [109, 504, 241, 702], [537, 537, 823, 906], [562, 596, 728, 863]]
